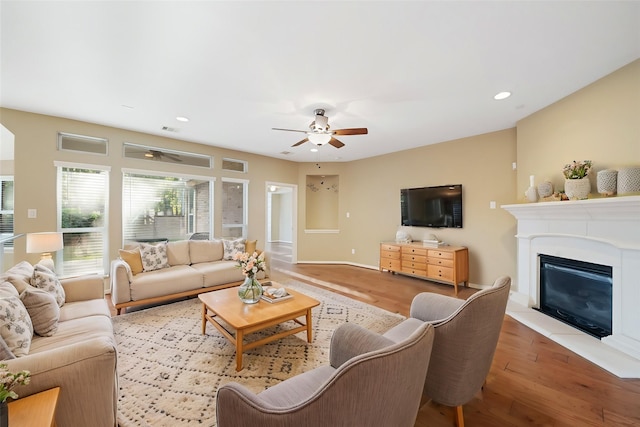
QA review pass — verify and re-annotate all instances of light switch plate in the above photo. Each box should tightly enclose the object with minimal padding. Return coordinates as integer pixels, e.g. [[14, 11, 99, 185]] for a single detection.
[[28, 209, 37, 218]]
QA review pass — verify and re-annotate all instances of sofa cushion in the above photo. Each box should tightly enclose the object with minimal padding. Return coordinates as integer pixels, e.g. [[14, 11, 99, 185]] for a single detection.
[[140, 242, 169, 272], [130, 265, 203, 301], [31, 264, 66, 307], [28, 314, 114, 354], [59, 299, 111, 322], [167, 240, 190, 266], [190, 261, 246, 287], [20, 286, 60, 337], [0, 296, 33, 357], [118, 247, 143, 275], [222, 238, 245, 260], [189, 240, 223, 264]]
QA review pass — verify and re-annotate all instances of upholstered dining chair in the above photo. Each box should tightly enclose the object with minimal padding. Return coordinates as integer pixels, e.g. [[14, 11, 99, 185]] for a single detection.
[[386, 275, 511, 427], [216, 320, 435, 427]]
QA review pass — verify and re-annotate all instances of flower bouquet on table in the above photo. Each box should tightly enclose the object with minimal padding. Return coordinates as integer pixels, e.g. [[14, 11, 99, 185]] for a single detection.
[[0, 364, 30, 403], [234, 251, 267, 303]]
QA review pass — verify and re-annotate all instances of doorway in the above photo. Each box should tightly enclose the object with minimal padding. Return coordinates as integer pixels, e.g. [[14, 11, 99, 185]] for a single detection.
[[265, 182, 296, 264]]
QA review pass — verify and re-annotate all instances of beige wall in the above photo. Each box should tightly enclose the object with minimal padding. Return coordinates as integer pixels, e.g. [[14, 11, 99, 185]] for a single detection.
[[0, 108, 299, 266], [2, 59, 637, 290], [295, 130, 518, 287], [516, 59, 640, 197]]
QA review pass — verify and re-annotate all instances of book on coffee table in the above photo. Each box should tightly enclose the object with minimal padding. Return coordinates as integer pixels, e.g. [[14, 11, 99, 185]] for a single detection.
[[261, 288, 293, 303]]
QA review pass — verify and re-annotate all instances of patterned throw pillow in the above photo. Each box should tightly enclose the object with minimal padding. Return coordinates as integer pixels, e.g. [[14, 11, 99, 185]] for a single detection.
[[140, 242, 169, 272], [0, 335, 15, 360], [222, 238, 246, 260], [20, 286, 60, 337], [0, 296, 33, 357], [31, 264, 66, 307]]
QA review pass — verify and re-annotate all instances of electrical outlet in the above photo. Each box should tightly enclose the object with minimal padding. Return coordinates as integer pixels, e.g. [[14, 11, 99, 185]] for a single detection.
[[28, 209, 37, 218]]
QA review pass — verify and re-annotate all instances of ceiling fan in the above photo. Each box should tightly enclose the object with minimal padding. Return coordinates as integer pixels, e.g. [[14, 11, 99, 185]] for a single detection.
[[145, 149, 183, 162], [273, 108, 368, 149]]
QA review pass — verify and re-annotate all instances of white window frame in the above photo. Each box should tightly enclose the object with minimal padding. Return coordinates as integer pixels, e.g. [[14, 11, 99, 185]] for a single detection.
[[0, 176, 14, 247], [55, 161, 110, 277]]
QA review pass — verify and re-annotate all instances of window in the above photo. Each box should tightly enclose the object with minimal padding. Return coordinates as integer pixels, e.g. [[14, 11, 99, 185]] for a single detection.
[[222, 158, 247, 173], [57, 164, 109, 276], [122, 171, 212, 244], [58, 132, 108, 155], [123, 143, 212, 168], [221, 178, 248, 238], [0, 177, 14, 245]]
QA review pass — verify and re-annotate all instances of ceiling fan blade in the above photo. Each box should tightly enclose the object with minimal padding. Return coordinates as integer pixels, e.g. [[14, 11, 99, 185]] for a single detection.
[[164, 153, 183, 162], [333, 128, 368, 136], [291, 138, 309, 147], [272, 127, 308, 133], [329, 137, 345, 148]]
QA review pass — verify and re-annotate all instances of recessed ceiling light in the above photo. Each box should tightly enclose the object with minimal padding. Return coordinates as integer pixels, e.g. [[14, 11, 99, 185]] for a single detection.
[[494, 91, 512, 100], [176, 116, 189, 122], [310, 148, 319, 152]]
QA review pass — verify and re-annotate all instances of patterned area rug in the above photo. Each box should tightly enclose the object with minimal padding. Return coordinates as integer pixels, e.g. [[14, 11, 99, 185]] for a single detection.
[[113, 279, 405, 426]]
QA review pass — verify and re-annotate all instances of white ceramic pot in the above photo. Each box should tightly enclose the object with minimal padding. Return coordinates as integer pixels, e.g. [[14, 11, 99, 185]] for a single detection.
[[564, 177, 591, 200]]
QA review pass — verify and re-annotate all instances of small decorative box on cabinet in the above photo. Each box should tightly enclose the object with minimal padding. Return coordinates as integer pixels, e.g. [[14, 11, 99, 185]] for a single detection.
[[380, 242, 469, 295]]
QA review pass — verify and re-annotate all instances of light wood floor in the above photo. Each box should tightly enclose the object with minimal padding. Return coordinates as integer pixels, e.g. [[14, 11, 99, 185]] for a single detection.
[[107, 261, 640, 426]]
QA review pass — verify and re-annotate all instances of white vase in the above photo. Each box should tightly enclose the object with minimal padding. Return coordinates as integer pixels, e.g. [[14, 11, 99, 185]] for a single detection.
[[617, 167, 640, 195], [525, 186, 538, 203], [564, 177, 591, 200], [597, 169, 617, 196]]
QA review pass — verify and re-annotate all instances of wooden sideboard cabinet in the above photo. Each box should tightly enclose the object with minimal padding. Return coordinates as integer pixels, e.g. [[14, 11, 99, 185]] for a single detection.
[[380, 242, 469, 295]]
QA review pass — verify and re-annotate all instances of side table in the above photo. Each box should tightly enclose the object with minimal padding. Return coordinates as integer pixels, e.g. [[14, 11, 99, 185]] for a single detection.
[[8, 387, 60, 427]]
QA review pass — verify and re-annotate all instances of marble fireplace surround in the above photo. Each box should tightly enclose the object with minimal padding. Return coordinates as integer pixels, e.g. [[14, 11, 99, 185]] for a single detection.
[[502, 196, 640, 378]]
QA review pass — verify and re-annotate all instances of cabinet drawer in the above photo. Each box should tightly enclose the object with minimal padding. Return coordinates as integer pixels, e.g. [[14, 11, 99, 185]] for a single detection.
[[381, 244, 401, 252], [381, 250, 401, 260], [427, 257, 454, 268], [428, 250, 454, 260], [402, 246, 428, 256], [401, 253, 426, 263], [428, 265, 454, 281], [403, 260, 426, 270], [380, 259, 401, 271], [402, 267, 427, 277]]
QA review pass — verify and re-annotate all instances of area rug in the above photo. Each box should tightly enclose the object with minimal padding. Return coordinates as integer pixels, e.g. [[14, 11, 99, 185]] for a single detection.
[[113, 279, 405, 427]]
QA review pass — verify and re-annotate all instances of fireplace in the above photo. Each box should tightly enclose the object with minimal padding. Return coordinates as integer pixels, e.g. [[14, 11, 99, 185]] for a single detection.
[[537, 254, 612, 338], [502, 196, 640, 378]]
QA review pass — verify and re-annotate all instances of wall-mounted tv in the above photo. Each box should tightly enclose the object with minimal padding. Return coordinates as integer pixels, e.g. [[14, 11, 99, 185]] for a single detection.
[[400, 185, 463, 228]]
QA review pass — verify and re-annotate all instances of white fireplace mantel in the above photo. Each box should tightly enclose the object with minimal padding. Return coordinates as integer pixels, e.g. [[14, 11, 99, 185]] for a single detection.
[[502, 195, 640, 378]]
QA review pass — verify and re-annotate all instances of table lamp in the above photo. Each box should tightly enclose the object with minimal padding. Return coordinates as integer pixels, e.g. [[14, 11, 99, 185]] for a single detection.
[[26, 232, 64, 261]]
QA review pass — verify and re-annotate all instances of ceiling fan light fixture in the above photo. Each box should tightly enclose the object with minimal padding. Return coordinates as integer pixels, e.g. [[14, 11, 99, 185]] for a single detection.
[[308, 133, 332, 145]]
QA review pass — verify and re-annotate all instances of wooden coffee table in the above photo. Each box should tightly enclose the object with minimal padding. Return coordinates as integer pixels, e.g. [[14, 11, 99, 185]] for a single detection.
[[199, 285, 320, 371]]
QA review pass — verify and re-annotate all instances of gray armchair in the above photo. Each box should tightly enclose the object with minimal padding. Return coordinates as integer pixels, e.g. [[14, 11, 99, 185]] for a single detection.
[[389, 275, 511, 427], [216, 320, 435, 427]]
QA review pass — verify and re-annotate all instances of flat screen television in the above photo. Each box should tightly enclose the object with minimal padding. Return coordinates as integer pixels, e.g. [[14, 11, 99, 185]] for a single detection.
[[400, 185, 463, 228]]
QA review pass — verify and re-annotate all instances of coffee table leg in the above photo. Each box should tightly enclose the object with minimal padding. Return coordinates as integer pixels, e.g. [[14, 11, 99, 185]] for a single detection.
[[236, 329, 244, 371], [306, 309, 313, 343], [201, 303, 207, 335]]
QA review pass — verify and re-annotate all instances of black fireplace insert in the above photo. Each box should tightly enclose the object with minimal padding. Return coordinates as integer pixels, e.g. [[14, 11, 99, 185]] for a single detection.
[[537, 254, 612, 339]]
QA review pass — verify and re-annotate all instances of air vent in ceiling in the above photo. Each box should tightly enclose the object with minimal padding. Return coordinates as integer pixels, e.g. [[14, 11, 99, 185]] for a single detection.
[[162, 126, 179, 132], [280, 151, 293, 155]]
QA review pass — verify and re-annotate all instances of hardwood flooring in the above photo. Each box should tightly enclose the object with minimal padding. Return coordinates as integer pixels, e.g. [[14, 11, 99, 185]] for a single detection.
[[107, 261, 640, 426]]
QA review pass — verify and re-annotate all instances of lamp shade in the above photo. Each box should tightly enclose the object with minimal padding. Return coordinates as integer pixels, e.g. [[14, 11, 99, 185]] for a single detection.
[[26, 232, 64, 254]]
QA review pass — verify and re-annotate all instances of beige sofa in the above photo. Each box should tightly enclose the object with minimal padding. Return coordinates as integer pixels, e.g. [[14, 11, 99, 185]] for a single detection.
[[110, 239, 268, 314], [0, 261, 117, 427]]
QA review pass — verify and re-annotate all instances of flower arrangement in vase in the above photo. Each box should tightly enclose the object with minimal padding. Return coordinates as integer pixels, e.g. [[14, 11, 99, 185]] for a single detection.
[[234, 251, 266, 303], [0, 364, 30, 426], [562, 160, 592, 200]]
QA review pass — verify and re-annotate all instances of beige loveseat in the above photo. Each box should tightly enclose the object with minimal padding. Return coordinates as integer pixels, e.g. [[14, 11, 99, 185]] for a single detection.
[[0, 261, 117, 427], [110, 239, 268, 314]]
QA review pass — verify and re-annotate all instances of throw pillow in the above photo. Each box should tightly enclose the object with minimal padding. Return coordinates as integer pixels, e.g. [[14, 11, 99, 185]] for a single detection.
[[0, 281, 19, 299], [0, 335, 15, 360], [31, 264, 66, 307], [20, 286, 60, 337], [245, 240, 258, 255], [0, 296, 33, 357], [118, 247, 144, 275], [222, 238, 245, 260], [140, 242, 169, 272], [3, 261, 35, 294]]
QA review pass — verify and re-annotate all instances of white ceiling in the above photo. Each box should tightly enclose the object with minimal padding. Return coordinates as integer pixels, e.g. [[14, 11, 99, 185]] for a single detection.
[[1, 1, 639, 163]]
